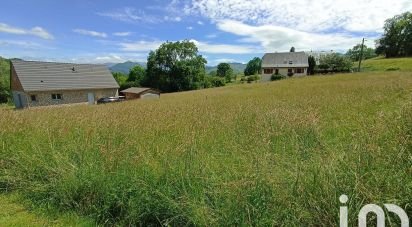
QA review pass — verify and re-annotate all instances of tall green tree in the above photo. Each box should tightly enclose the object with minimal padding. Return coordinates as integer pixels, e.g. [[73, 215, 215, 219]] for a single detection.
[[290, 47, 295, 52], [128, 65, 146, 82], [0, 57, 10, 103], [307, 56, 316, 75], [346, 44, 376, 61], [376, 12, 412, 57], [145, 40, 207, 92], [244, 57, 262, 76], [216, 63, 233, 82]]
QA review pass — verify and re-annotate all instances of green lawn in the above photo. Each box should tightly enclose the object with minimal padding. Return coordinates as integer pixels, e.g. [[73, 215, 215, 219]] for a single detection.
[[361, 57, 412, 72], [1, 72, 411, 226]]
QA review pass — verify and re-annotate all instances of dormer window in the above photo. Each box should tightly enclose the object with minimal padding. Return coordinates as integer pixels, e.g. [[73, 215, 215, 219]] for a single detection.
[[289, 61, 293, 64]]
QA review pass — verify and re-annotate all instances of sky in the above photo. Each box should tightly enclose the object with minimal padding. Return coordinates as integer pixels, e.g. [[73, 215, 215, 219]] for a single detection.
[[0, 0, 411, 66]]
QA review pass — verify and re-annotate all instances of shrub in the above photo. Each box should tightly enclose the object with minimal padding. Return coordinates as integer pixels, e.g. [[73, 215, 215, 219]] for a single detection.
[[208, 76, 226, 87], [385, 67, 400, 71], [287, 72, 294, 77], [271, 74, 286, 81], [247, 75, 260, 83]]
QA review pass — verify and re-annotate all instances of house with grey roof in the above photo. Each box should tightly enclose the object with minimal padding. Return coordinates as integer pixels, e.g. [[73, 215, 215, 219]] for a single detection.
[[11, 60, 119, 108], [261, 52, 309, 81]]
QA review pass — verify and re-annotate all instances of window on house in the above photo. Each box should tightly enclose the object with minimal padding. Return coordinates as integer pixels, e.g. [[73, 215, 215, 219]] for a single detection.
[[263, 68, 274, 74], [30, 95, 37, 102], [288, 68, 293, 73], [51, 94, 63, 100], [289, 61, 293, 64]]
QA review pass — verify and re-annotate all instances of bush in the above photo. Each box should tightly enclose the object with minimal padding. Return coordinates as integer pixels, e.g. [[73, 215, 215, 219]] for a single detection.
[[287, 72, 294, 77], [270, 74, 286, 81], [385, 67, 400, 71], [247, 75, 260, 83], [207, 76, 226, 88]]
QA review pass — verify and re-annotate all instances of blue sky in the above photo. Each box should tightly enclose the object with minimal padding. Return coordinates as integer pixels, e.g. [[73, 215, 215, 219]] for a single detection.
[[0, 0, 411, 65]]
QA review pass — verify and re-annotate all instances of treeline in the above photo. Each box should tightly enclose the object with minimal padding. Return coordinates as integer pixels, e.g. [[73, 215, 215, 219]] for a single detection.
[[114, 41, 244, 93]]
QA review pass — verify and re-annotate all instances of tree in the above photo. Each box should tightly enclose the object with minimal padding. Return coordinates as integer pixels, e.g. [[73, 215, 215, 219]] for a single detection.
[[128, 65, 145, 82], [0, 57, 10, 103], [112, 72, 127, 85], [217, 63, 233, 82], [208, 70, 217, 77], [319, 54, 353, 72], [346, 44, 376, 61], [376, 12, 412, 57], [307, 56, 316, 75], [244, 57, 262, 76], [145, 40, 207, 92], [290, 47, 295, 52]]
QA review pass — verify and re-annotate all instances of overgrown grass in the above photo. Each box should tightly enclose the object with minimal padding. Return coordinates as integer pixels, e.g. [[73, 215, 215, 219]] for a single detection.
[[361, 57, 412, 72], [0, 193, 94, 226], [0, 72, 411, 226]]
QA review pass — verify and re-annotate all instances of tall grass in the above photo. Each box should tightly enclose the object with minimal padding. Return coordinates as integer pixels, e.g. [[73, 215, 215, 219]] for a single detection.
[[1, 72, 411, 225], [362, 57, 412, 72]]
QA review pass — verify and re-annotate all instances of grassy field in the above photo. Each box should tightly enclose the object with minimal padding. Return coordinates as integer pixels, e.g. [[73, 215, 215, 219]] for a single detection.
[[0, 193, 93, 226], [362, 57, 412, 72], [1, 72, 411, 226]]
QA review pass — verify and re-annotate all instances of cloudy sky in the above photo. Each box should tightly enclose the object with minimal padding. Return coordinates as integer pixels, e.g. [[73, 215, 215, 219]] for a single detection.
[[0, 0, 411, 65]]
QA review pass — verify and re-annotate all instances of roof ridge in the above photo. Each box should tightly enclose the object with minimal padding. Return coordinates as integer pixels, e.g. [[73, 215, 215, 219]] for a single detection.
[[11, 59, 106, 66]]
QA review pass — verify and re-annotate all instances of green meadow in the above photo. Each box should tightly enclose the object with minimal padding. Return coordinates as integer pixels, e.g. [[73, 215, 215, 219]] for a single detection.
[[1, 71, 411, 225]]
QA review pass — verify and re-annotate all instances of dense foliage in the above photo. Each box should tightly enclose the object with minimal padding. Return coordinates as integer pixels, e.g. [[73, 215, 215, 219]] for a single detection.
[[318, 53, 353, 72], [346, 44, 377, 61], [216, 63, 233, 82], [376, 12, 412, 57], [307, 56, 316, 75], [0, 58, 10, 103], [145, 41, 207, 92], [244, 57, 262, 76]]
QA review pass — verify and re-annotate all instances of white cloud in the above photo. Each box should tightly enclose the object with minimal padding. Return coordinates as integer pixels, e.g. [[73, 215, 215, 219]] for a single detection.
[[119, 40, 163, 52], [216, 20, 367, 52], [73, 29, 107, 38], [0, 40, 44, 49], [98, 7, 182, 24], [185, 0, 412, 33], [113, 32, 132, 37], [120, 39, 258, 54], [197, 21, 204, 25], [190, 39, 258, 54], [0, 23, 54, 39], [187, 26, 194, 30]]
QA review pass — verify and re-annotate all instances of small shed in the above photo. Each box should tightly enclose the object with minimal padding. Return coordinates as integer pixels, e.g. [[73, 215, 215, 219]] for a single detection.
[[120, 87, 160, 100]]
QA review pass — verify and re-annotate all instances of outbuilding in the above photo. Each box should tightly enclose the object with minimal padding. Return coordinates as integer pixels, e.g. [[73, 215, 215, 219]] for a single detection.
[[120, 87, 160, 100]]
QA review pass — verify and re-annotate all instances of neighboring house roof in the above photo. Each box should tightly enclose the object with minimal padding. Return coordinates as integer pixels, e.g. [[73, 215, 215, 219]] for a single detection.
[[11, 60, 119, 92], [120, 87, 160, 94], [262, 52, 309, 68]]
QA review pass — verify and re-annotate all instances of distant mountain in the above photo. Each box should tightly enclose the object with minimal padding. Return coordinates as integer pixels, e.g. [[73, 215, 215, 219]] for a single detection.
[[206, 63, 247, 74], [109, 61, 147, 74]]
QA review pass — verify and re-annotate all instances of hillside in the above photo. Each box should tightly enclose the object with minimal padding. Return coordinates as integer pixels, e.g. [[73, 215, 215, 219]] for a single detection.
[[206, 62, 246, 74], [361, 57, 412, 72], [109, 61, 147, 74], [1, 72, 411, 226]]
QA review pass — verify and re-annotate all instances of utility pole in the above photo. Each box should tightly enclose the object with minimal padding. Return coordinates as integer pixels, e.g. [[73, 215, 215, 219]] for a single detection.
[[357, 38, 365, 72]]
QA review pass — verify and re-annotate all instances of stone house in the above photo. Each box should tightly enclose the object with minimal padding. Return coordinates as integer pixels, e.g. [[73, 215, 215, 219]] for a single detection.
[[11, 60, 119, 108], [261, 52, 309, 81]]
